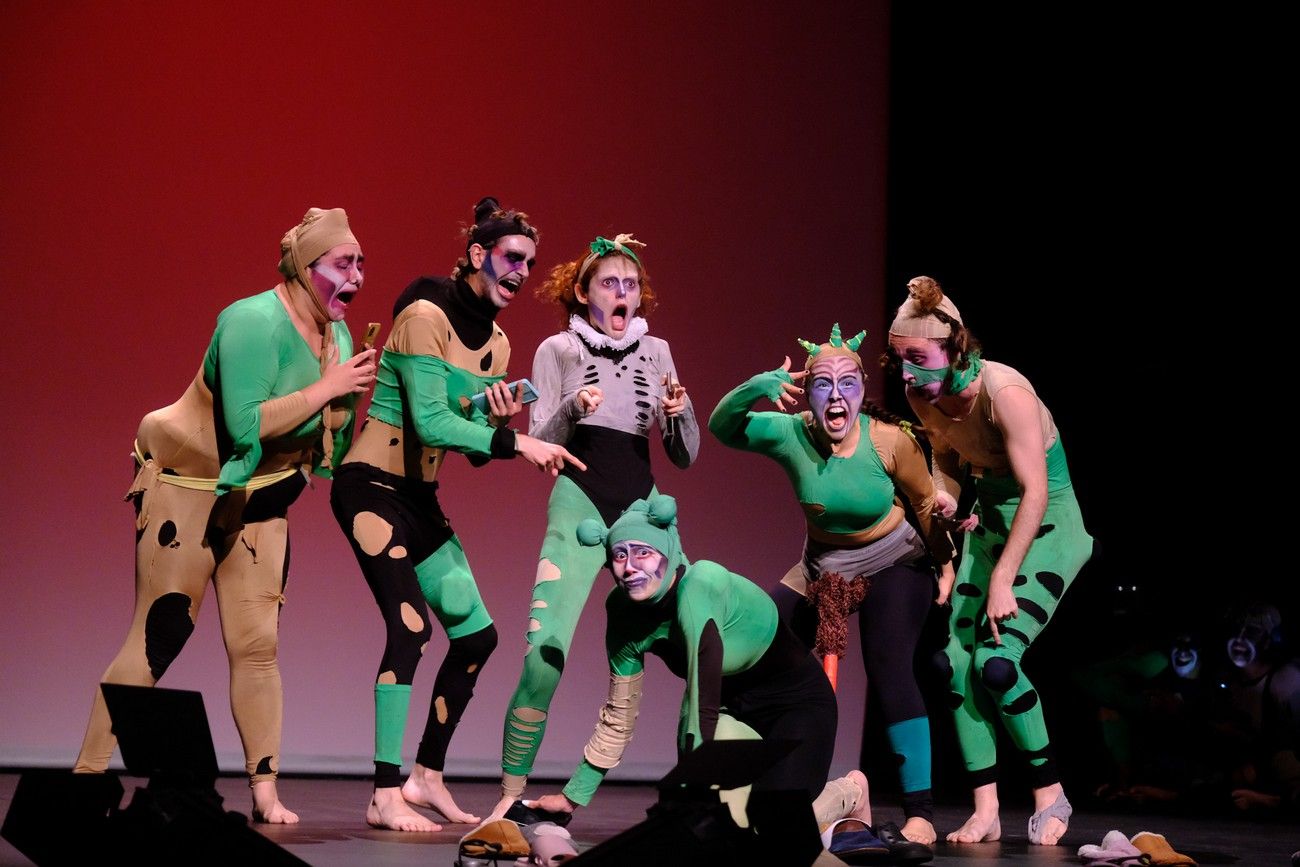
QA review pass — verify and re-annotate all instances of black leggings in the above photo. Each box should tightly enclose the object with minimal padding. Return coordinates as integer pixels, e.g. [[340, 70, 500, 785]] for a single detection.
[[773, 560, 936, 818], [331, 463, 498, 786], [724, 650, 839, 800]]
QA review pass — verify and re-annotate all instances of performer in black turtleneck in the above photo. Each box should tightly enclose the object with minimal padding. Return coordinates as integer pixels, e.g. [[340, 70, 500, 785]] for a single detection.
[[329, 197, 582, 833]]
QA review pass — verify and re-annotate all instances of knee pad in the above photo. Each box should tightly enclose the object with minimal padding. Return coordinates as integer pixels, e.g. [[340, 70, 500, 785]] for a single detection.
[[932, 649, 955, 681], [144, 593, 195, 680], [450, 623, 498, 665], [977, 653, 1019, 694], [439, 572, 476, 620]]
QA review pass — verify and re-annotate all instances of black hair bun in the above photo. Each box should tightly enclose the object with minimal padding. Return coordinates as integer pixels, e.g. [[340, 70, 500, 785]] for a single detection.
[[473, 196, 502, 225]]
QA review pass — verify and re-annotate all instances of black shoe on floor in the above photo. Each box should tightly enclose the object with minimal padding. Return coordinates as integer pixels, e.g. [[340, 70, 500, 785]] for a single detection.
[[874, 822, 934, 864], [504, 799, 574, 828]]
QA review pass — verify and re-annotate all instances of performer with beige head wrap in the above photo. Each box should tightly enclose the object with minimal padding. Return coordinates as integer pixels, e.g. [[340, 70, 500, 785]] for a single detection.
[[72, 207, 377, 824], [887, 276, 1093, 847]]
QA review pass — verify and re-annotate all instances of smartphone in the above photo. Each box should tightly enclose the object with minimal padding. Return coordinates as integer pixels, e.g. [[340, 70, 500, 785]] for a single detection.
[[470, 378, 540, 414], [361, 321, 382, 349]]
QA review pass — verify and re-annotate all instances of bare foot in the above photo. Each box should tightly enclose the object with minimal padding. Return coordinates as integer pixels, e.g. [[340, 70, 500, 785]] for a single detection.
[[485, 793, 517, 824], [401, 764, 480, 824], [901, 816, 936, 845], [251, 780, 300, 825], [1029, 783, 1069, 846], [845, 770, 872, 824], [946, 813, 1000, 843], [367, 787, 441, 832]]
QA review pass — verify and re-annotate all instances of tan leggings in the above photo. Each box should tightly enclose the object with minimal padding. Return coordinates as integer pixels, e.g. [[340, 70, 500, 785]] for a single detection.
[[74, 471, 297, 784]]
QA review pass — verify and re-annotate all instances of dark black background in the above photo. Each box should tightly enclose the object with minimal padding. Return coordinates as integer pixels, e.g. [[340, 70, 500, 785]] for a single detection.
[[875, 4, 1290, 808]]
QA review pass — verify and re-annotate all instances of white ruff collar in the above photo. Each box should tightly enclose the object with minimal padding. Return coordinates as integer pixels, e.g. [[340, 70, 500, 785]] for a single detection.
[[569, 314, 649, 350]]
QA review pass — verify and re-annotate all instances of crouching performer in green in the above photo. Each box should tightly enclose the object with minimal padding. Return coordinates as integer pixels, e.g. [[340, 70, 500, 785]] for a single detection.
[[528, 496, 917, 863]]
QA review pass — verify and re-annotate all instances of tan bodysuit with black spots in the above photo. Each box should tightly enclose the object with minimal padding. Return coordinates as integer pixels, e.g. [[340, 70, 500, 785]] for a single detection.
[[75, 287, 355, 786]]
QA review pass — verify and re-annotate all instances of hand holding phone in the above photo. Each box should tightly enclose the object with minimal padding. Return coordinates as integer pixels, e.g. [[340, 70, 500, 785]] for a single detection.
[[470, 378, 540, 414]]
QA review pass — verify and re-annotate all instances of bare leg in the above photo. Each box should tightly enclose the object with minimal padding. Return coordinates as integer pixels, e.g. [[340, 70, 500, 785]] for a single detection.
[[401, 763, 480, 824], [367, 786, 439, 832], [251, 780, 299, 825], [945, 782, 1000, 843]]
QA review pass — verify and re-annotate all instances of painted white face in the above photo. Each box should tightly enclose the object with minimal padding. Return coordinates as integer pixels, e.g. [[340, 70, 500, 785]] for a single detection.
[[476, 235, 537, 308], [578, 256, 641, 339], [808, 355, 865, 442], [610, 540, 667, 602], [308, 243, 364, 321]]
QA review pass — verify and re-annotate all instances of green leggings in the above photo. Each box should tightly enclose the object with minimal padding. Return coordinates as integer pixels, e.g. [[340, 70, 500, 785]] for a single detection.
[[943, 479, 1092, 789], [501, 476, 656, 778]]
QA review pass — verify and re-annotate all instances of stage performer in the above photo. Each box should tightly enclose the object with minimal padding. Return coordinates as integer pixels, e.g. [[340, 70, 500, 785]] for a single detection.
[[329, 197, 583, 832], [491, 233, 698, 821], [74, 207, 377, 824], [887, 275, 1092, 846], [529, 496, 932, 864], [707, 323, 955, 847]]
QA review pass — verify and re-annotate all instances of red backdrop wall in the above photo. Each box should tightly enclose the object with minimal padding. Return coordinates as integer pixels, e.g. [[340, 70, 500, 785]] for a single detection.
[[0, 1, 889, 783]]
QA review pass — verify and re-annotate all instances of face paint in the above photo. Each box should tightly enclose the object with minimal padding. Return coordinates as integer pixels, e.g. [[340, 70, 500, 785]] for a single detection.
[[888, 335, 950, 400], [808, 355, 864, 442], [308, 243, 364, 321], [580, 256, 641, 339], [1170, 636, 1200, 678], [901, 361, 949, 386], [610, 540, 666, 603], [477, 235, 537, 309], [1227, 635, 1257, 668]]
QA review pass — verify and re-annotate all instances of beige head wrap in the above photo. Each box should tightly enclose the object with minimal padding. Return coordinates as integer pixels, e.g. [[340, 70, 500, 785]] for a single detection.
[[888, 275, 964, 339], [277, 207, 359, 469]]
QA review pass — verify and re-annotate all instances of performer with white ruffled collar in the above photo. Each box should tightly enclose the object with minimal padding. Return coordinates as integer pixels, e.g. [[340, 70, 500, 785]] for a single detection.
[[491, 234, 699, 820]]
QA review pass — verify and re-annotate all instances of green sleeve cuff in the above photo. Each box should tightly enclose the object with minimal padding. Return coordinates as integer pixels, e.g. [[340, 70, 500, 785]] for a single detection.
[[707, 369, 794, 449], [562, 760, 609, 806]]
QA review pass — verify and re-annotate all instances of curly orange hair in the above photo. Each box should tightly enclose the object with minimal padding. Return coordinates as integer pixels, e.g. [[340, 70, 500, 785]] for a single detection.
[[535, 247, 657, 327]]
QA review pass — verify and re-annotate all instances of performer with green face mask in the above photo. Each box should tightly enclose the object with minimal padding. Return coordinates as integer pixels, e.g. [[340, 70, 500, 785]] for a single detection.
[[888, 275, 1093, 847]]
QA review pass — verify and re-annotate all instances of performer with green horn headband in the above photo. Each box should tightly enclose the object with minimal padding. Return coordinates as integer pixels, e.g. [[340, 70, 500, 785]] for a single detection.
[[707, 322, 955, 849], [490, 233, 699, 822], [888, 275, 1093, 847]]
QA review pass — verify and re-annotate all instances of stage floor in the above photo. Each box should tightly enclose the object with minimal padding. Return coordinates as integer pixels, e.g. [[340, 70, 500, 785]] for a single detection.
[[1, 772, 1295, 865]]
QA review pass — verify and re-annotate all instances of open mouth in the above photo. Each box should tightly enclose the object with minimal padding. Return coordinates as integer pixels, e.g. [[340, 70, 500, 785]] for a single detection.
[[824, 405, 849, 430], [335, 288, 357, 306], [499, 276, 522, 297], [611, 303, 629, 332]]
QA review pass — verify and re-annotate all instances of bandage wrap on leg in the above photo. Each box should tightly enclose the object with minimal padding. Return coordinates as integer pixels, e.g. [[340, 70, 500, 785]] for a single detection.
[[582, 672, 645, 769], [813, 775, 863, 827]]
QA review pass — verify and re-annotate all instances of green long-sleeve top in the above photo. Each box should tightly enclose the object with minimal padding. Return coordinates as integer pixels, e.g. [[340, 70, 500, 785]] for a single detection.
[[205, 289, 356, 494], [708, 368, 951, 559], [343, 276, 517, 480], [562, 560, 779, 805]]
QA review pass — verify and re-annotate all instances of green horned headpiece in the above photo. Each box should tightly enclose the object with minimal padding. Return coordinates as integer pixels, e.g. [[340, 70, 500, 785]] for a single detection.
[[798, 323, 866, 372]]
